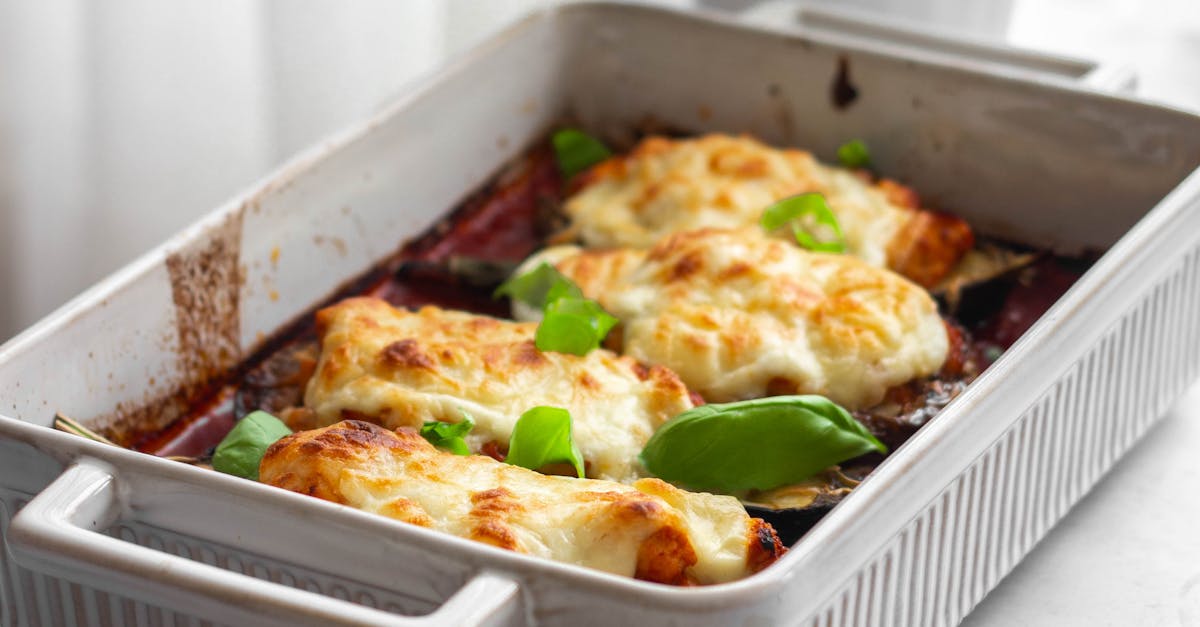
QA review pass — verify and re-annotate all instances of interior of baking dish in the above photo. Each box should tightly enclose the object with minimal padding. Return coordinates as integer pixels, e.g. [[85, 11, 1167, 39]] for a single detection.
[[3, 3, 1200, 624]]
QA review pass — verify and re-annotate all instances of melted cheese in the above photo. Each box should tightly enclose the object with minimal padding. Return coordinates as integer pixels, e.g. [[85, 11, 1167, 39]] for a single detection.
[[515, 228, 948, 409], [260, 421, 784, 585], [303, 297, 695, 482], [565, 134, 972, 286]]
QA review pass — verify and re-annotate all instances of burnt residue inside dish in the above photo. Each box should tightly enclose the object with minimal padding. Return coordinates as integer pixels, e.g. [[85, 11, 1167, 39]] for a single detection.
[[831, 55, 859, 111], [119, 131, 1089, 542]]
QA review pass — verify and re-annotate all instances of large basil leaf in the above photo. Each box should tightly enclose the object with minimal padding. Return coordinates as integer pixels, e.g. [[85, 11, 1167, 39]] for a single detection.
[[639, 395, 885, 492]]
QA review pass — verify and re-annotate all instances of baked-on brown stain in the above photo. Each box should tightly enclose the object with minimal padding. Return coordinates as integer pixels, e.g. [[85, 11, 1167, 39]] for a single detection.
[[831, 55, 859, 110], [168, 211, 244, 388], [93, 211, 245, 445]]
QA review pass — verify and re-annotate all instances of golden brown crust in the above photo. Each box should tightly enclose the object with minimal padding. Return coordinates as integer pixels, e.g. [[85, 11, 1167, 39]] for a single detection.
[[746, 519, 787, 575], [520, 228, 948, 409], [887, 211, 976, 289], [635, 527, 699, 586], [260, 421, 783, 585], [564, 133, 970, 286], [303, 297, 695, 481], [468, 487, 524, 550]]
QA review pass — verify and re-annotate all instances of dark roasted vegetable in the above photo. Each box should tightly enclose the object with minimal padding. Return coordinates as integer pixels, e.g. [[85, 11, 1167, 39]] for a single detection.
[[855, 379, 970, 452], [398, 256, 519, 291], [742, 466, 871, 545], [235, 338, 319, 420], [934, 244, 1037, 320], [974, 257, 1088, 351]]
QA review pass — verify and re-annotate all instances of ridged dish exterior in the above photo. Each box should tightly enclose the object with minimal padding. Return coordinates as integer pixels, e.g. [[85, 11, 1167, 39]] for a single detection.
[[3, 245, 1198, 626], [3, 3, 1200, 626], [805, 246, 1200, 627]]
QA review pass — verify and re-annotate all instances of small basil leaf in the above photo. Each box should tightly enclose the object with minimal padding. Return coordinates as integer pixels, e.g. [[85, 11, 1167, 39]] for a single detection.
[[535, 296, 618, 356], [639, 395, 885, 492], [837, 139, 871, 168], [498, 261, 616, 356], [543, 277, 584, 305], [760, 193, 847, 254], [212, 410, 293, 480], [440, 438, 470, 456], [493, 262, 580, 308], [420, 412, 475, 455], [505, 406, 585, 478], [552, 129, 611, 179]]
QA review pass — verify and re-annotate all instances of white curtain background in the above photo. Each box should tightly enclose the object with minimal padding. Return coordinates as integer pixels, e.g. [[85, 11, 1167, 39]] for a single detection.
[[1, 0, 1196, 342], [0, 0, 622, 340]]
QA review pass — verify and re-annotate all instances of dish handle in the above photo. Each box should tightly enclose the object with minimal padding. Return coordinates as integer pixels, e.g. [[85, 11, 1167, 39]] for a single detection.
[[7, 459, 523, 627], [736, 1, 1137, 93]]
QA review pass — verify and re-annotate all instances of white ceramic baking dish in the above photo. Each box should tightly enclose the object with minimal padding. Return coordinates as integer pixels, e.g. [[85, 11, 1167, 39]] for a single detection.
[[4, 3, 1200, 626]]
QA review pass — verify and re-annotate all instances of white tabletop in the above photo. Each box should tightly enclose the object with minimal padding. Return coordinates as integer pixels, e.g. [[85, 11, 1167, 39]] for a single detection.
[[962, 2, 1200, 623], [963, 381, 1200, 625]]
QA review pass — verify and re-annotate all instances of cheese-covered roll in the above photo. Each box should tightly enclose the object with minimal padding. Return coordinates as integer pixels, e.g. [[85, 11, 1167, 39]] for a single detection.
[[515, 228, 948, 410], [260, 421, 785, 585], [565, 134, 972, 287], [302, 297, 695, 482]]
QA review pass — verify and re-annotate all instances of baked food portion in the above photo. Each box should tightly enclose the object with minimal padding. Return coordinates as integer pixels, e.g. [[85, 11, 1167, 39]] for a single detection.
[[260, 421, 785, 584], [301, 297, 695, 482], [564, 134, 972, 287], [515, 228, 948, 409]]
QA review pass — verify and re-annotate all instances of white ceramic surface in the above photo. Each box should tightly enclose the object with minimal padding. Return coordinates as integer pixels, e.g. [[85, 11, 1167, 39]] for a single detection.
[[2, 3, 1200, 626]]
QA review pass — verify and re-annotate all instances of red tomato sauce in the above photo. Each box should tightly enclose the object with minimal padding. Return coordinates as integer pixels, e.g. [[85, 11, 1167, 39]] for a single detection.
[[133, 140, 1085, 458]]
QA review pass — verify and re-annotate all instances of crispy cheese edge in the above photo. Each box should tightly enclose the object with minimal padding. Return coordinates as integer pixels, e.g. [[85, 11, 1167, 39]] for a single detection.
[[516, 228, 948, 409], [260, 421, 785, 585], [302, 298, 695, 482], [564, 133, 971, 286]]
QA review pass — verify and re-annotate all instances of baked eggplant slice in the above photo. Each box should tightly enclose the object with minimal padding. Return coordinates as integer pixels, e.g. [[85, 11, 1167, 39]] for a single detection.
[[934, 243, 1038, 322], [742, 466, 872, 545], [262, 420, 786, 585]]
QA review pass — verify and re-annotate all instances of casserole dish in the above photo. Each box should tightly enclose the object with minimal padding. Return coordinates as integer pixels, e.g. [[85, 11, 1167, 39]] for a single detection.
[[4, 3, 1200, 625]]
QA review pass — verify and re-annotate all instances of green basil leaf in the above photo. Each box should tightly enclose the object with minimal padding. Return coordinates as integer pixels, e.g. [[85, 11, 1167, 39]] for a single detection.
[[552, 129, 611, 179], [535, 296, 618, 356], [212, 410, 293, 480], [837, 139, 871, 168], [760, 193, 847, 254], [497, 261, 616, 356], [543, 277, 584, 305], [493, 262, 581, 308], [505, 406, 585, 478], [420, 411, 475, 455], [639, 395, 885, 492]]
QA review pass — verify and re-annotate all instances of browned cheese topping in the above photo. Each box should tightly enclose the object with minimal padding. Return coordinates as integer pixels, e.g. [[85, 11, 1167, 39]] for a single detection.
[[302, 297, 696, 482], [260, 421, 785, 585], [564, 134, 972, 287], [515, 228, 948, 409]]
